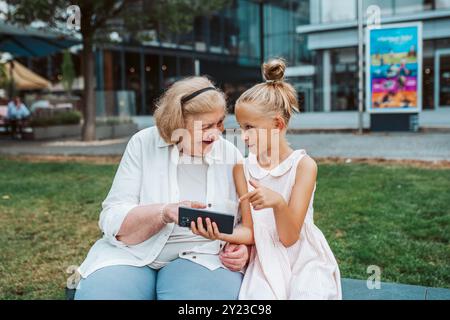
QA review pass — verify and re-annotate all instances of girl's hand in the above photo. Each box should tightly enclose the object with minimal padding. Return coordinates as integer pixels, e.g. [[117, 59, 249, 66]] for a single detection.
[[163, 201, 207, 224], [190, 217, 225, 241], [239, 179, 285, 211]]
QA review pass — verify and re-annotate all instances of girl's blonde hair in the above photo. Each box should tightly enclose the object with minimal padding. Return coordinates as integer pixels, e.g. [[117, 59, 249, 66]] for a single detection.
[[154, 76, 226, 143], [236, 58, 299, 125]]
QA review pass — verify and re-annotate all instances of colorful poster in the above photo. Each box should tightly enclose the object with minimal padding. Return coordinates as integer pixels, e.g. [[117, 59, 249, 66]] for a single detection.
[[366, 23, 422, 113]]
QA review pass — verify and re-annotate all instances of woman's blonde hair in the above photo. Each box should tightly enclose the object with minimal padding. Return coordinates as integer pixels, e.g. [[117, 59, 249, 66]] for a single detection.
[[154, 76, 226, 144], [236, 58, 299, 125]]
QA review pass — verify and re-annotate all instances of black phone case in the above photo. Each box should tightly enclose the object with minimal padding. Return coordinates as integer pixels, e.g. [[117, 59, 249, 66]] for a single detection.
[[178, 207, 235, 234]]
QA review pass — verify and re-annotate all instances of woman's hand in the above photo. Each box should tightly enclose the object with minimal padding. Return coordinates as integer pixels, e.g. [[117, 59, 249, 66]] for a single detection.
[[239, 179, 285, 211], [190, 217, 225, 241], [162, 201, 207, 224], [220, 243, 250, 272]]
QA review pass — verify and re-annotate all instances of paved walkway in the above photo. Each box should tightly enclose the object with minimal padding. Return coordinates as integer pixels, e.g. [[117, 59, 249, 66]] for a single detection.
[[286, 132, 450, 162], [1, 109, 449, 161], [1, 131, 449, 162]]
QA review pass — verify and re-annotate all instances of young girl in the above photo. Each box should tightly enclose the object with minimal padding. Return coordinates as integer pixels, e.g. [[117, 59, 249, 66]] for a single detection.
[[235, 58, 341, 300], [192, 58, 341, 300]]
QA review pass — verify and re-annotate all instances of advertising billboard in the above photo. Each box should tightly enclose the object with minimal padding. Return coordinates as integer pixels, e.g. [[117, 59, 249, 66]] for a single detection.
[[366, 23, 422, 113]]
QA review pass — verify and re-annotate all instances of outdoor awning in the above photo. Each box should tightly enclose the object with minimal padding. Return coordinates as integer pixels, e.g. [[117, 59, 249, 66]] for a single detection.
[[4, 60, 51, 90], [0, 22, 80, 57]]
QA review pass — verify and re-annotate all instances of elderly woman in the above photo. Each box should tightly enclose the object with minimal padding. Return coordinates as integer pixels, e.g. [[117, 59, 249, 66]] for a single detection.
[[75, 77, 249, 300]]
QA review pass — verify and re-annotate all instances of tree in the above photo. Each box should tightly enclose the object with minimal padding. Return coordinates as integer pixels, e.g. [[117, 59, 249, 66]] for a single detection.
[[3, 0, 228, 141], [61, 50, 75, 97]]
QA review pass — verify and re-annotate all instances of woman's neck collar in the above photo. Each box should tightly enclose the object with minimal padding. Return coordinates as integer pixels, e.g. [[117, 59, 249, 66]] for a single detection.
[[176, 142, 207, 161]]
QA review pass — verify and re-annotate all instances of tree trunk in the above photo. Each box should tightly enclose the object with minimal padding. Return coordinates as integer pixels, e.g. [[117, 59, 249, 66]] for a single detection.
[[81, 35, 96, 141]]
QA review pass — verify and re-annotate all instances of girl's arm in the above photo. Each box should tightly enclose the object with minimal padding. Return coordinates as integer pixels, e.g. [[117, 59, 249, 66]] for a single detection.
[[221, 164, 254, 244], [272, 156, 317, 247], [191, 164, 254, 245], [240, 155, 317, 247]]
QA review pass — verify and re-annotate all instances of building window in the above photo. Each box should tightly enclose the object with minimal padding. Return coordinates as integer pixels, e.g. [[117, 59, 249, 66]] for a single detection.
[[236, 0, 261, 66], [100, 50, 121, 116], [223, 3, 240, 56], [125, 52, 141, 115], [330, 48, 358, 111], [144, 54, 160, 115], [102, 51, 121, 91], [422, 41, 435, 110], [436, 0, 450, 9], [264, 1, 311, 66], [194, 16, 208, 52], [209, 14, 223, 52], [394, 0, 434, 14], [178, 29, 194, 49], [162, 56, 177, 88], [321, 0, 356, 23], [439, 53, 450, 107], [363, 0, 395, 16], [423, 58, 434, 110], [180, 57, 194, 77]]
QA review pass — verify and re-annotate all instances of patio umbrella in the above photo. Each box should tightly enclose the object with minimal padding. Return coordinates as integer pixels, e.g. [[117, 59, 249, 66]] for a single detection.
[[0, 22, 80, 57], [4, 60, 51, 90]]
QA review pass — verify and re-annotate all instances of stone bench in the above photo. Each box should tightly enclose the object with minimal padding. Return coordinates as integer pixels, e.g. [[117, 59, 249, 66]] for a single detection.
[[341, 278, 450, 300], [65, 278, 450, 300]]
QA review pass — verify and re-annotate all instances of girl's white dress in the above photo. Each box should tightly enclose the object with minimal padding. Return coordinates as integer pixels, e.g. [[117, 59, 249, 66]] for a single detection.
[[239, 149, 342, 300]]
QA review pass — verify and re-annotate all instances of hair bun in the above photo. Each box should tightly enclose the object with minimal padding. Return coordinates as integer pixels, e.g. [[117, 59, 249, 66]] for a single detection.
[[262, 58, 286, 82]]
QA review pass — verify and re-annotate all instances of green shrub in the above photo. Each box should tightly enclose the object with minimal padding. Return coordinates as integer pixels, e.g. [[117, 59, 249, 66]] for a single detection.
[[30, 110, 82, 127]]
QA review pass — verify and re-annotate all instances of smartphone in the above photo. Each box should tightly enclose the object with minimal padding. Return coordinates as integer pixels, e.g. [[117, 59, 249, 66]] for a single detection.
[[178, 206, 235, 234]]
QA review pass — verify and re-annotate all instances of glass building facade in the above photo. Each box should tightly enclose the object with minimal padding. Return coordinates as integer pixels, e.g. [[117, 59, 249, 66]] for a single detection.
[[16, 0, 311, 116], [22, 1, 450, 115], [293, 0, 450, 112], [92, 0, 311, 116]]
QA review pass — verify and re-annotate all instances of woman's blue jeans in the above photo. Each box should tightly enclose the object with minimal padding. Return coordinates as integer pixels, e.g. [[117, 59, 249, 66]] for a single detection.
[[74, 258, 243, 300]]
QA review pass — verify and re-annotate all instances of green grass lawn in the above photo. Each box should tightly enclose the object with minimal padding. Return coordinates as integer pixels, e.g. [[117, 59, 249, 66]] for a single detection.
[[0, 157, 449, 299]]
